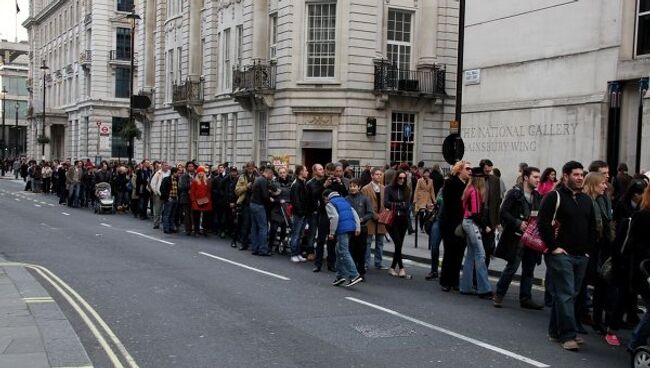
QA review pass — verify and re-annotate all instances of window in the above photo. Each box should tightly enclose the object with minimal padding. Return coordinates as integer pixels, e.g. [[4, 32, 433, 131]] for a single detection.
[[223, 28, 231, 90], [167, 0, 181, 19], [256, 110, 268, 163], [176, 47, 182, 83], [387, 9, 412, 76], [306, 3, 336, 78], [2, 76, 29, 96], [269, 14, 278, 60], [236, 25, 243, 66], [637, 0, 650, 56], [111, 117, 129, 158], [116, 28, 131, 60], [166, 49, 174, 100], [390, 112, 415, 164], [190, 119, 199, 160], [115, 67, 130, 98], [117, 0, 134, 12]]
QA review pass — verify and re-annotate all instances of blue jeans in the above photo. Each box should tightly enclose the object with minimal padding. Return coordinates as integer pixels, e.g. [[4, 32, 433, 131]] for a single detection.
[[429, 220, 442, 272], [496, 246, 537, 301], [289, 215, 306, 257], [545, 253, 588, 342], [68, 182, 81, 207], [162, 199, 177, 232], [336, 233, 359, 279], [460, 219, 492, 294], [365, 233, 385, 268], [629, 295, 650, 350], [250, 203, 268, 254]]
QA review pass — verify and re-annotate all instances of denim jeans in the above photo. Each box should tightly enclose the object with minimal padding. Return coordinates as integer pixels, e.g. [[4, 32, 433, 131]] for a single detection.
[[289, 215, 306, 257], [162, 199, 178, 232], [459, 219, 492, 294], [629, 295, 650, 350], [429, 219, 442, 273], [496, 245, 537, 301], [250, 203, 268, 254], [545, 253, 588, 342], [68, 182, 81, 207], [365, 233, 385, 268], [336, 233, 359, 279]]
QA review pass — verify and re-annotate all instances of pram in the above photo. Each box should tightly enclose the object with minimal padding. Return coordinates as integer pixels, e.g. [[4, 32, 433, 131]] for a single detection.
[[94, 182, 115, 214], [632, 259, 650, 368], [270, 201, 292, 255]]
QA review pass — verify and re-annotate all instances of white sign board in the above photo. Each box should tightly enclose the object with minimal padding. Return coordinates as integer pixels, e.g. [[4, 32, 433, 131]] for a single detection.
[[464, 69, 481, 85]]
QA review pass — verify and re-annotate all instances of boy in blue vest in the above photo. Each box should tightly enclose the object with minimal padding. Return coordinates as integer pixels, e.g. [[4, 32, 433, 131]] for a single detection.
[[323, 189, 363, 287]]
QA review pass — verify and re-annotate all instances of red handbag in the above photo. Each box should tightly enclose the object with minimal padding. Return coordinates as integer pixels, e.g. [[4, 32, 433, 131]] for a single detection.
[[378, 206, 395, 226], [521, 191, 561, 254]]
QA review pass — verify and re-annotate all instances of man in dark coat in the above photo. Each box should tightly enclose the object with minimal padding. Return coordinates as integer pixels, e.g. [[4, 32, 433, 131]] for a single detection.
[[493, 167, 543, 309], [480, 159, 502, 265], [178, 162, 195, 235]]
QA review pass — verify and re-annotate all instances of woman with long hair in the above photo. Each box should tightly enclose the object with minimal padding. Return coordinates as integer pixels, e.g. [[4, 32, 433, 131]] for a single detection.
[[538, 168, 557, 196], [189, 166, 212, 236], [440, 160, 472, 291], [384, 170, 412, 277], [414, 169, 436, 232], [459, 167, 493, 298], [583, 172, 620, 345]]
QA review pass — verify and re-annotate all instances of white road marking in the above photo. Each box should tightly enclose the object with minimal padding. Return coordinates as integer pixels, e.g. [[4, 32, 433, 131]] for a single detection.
[[126, 230, 175, 245], [345, 297, 549, 368], [23, 297, 55, 304], [40, 201, 47, 205], [34, 204, 42, 207], [14, 198, 19, 201], [61, 212, 70, 216], [48, 203, 55, 207], [199, 251, 291, 281], [100, 223, 112, 228]]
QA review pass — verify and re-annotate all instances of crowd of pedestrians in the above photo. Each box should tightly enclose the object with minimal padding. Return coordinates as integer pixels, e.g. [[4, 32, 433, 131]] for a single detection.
[[3, 156, 650, 355]]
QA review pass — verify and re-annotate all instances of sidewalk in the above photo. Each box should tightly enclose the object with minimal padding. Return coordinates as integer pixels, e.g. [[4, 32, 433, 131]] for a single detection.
[[384, 230, 547, 285], [0, 257, 92, 368]]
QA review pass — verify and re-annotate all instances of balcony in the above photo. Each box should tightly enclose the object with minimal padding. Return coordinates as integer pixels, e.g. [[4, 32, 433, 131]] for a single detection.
[[65, 64, 73, 75], [172, 79, 204, 118], [232, 59, 276, 109], [84, 13, 92, 24], [79, 50, 91, 69], [374, 60, 446, 98], [109, 50, 136, 65]]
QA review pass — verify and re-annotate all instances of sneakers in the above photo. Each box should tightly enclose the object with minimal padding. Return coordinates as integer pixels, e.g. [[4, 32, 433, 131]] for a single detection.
[[425, 271, 438, 281], [297, 255, 307, 262], [346, 275, 363, 287], [388, 268, 399, 277], [561, 340, 579, 351], [291, 256, 301, 263], [520, 299, 544, 310], [332, 277, 346, 286], [398, 268, 407, 278], [605, 333, 620, 346], [493, 294, 504, 308]]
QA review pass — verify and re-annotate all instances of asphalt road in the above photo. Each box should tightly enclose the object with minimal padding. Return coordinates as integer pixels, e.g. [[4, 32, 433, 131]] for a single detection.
[[0, 178, 632, 368]]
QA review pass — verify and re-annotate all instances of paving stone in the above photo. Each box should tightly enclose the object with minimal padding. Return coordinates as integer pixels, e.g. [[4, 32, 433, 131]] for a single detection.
[[0, 352, 50, 368]]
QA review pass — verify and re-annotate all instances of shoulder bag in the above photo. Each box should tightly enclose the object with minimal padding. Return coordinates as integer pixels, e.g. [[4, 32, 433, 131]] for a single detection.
[[378, 204, 395, 226], [521, 190, 561, 254]]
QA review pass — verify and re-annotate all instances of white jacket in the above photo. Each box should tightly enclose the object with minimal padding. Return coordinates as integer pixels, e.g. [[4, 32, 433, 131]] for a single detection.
[[150, 169, 170, 196]]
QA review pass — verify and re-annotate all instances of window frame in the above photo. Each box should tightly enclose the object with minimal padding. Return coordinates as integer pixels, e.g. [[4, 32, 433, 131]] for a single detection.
[[386, 8, 414, 75], [114, 67, 130, 98], [636, 0, 650, 57], [222, 28, 231, 91], [389, 112, 416, 164], [304, 2, 337, 80], [269, 13, 278, 60]]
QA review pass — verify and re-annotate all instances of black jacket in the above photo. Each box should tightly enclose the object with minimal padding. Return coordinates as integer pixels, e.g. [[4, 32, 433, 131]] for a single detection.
[[306, 177, 326, 214], [250, 177, 272, 205], [538, 185, 595, 255], [160, 176, 173, 201], [625, 210, 650, 296], [440, 175, 465, 236], [223, 175, 239, 205], [384, 185, 411, 217], [290, 178, 309, 217], [211, 174, 227, 206], [495, 185, 541, 262], [346, 193, 374, 230]]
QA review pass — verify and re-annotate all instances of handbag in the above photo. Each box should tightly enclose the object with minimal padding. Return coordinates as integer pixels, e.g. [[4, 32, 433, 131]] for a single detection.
[[521, 190, 561, 254], [378, 205, 395, 226], [599, 257, 614, 284], [454, 223, 465, 238], [196, 197, 209, 206]]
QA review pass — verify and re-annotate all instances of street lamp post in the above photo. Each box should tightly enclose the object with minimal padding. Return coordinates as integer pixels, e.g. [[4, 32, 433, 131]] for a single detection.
[[40, 60, 49, 160], [126, 8, 141, 165], [636, 77, 649, 174], [1, 86, 6, 176], [14, 101, 19, 157]]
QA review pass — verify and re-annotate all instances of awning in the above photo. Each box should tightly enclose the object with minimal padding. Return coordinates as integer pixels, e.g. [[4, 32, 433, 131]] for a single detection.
[[301, 130, 332, 149]]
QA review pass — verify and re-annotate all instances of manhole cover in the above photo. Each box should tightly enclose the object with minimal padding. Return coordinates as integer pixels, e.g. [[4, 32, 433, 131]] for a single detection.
[[353, 324, 416, 338]]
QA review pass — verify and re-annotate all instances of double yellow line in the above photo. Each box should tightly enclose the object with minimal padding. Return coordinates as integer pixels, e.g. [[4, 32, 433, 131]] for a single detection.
[[1, 262, 139, 368]]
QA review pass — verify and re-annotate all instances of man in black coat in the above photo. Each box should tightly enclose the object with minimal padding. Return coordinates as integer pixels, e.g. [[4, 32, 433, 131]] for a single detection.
[[493, 167, 543, 310], [439, 161, 471, 291]]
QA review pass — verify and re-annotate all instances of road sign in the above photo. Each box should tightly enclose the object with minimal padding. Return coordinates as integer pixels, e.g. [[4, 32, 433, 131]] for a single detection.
[[96, 121, 102, 127], [449, 120, 460, 135], [442, 134, 464, 165], [100, 126, 110, 136]]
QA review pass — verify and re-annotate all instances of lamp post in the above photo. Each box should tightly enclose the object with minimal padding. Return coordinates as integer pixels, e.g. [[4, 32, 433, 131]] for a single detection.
[[1, 86, 6, 176], [126, 8, 141, 165], [40, 60, 49, 160], [14, 101, 19, 158], [636, 77, 649, 174]]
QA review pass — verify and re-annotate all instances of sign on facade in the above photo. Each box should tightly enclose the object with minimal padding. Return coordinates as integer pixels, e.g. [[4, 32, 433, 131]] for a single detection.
[[464, 69, 481, 85], [200, 122, 210, 136]]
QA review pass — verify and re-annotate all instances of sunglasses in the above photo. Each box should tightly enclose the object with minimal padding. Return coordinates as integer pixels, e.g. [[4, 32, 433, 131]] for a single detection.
[[465, 167, 472, 171], [398, 176, 407, 179]]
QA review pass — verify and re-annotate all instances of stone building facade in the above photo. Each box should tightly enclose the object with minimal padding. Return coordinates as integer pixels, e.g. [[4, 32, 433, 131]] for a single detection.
[[136, 0, 458, 170], [462, 0, 650, 183], [0, 40, 30, 159], [23, 0, 140, 162]]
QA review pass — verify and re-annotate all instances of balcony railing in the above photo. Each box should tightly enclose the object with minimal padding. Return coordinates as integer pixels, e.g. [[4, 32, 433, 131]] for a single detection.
[[79, 50, 91, 65], [109, 50, 133, 62], [65, 64, 73, 75], [232, 59, 277, 93], [374, 60, 446, 97], [172, 80, 204, 105], [84, 13, 92, 24]]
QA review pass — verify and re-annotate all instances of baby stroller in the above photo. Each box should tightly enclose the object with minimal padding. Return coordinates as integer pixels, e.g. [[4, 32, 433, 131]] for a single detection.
[[632, 259, 650, 368], [94, 182, 115, 214], [270, 201, 292, 255]]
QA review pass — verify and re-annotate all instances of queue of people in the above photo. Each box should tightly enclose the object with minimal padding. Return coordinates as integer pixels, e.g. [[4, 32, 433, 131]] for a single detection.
[[6, 155, 650, 356]]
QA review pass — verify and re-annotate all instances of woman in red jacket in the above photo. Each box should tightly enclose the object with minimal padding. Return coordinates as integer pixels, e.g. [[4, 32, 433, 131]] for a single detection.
[[189, 166, 212, 236]]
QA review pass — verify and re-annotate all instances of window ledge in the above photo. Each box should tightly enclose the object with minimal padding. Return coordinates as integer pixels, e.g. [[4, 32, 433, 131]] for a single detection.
[[296, 81, 341, 86]]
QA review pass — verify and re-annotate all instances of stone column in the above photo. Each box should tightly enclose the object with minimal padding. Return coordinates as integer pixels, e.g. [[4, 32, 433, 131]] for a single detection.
[[188, 0, 201, 82], [144, 0, 156, 89], [417, 0, 438, 68], [376, 0, 384, 58], [252, 0, 269, 59]]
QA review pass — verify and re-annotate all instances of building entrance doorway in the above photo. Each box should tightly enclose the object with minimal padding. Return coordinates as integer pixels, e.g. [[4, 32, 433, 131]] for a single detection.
[[303, 148, 332, 173], [50, 125, 65, 160]]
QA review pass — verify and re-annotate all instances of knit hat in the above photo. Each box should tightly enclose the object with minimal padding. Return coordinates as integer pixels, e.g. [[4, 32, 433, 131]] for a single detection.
[[470, 167, 486, 177], [196, 166, 206, 174]]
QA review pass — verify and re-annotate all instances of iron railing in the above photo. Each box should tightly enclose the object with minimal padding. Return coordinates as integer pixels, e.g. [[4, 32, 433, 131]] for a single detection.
[[84, 13, 92, 24], [172, 79, 204, 105], [79, 50, 92, 64], [109, 50, 133, 62], [232, 59, 276, 92], [374, 60, 446, 96]]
